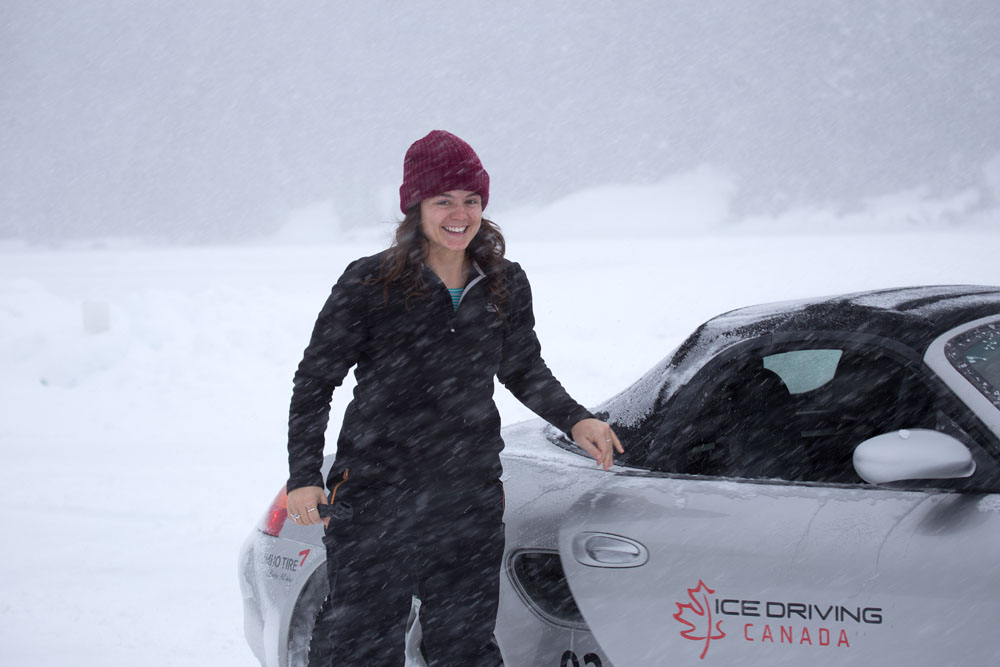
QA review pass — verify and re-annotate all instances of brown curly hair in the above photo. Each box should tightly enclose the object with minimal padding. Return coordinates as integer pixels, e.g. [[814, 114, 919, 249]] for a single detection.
[[373, 208, 509, 312]]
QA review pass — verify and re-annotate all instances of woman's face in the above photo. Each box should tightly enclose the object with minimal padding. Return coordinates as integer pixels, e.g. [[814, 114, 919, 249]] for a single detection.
[[419, 190, 483, 256]]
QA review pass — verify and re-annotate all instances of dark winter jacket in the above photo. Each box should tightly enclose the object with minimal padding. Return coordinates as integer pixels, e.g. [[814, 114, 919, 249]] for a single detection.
[[286, 251, 592, 493]]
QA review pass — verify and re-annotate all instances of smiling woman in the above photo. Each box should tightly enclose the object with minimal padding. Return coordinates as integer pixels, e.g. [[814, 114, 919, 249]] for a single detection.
[[282, 130, 623, 666]]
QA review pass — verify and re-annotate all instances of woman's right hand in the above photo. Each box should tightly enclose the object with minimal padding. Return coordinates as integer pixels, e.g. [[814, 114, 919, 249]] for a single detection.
[[287, 485, 329, 527]]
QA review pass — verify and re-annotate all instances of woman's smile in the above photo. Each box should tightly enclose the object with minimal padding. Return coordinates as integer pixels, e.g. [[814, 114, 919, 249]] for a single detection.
[[420, 190, 483, 255]]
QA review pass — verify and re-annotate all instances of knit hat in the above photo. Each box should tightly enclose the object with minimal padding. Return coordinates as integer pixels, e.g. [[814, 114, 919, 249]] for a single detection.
[[399, 130, 490, 213]]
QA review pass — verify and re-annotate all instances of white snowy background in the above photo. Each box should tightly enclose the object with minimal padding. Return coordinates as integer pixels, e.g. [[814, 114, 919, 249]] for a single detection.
[[2, 1, 1000, 665]]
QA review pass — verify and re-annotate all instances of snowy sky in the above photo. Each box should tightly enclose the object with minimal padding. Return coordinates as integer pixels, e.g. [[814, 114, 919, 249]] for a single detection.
[[2, 1, 999, 242]]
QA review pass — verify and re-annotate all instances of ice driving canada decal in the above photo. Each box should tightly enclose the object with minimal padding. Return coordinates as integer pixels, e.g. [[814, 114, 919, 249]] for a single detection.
[[673, 580, 884, 659]]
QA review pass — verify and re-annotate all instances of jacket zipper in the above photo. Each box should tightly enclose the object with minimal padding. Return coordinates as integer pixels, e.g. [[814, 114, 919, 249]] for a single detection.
[[449, 261, 487, 332]]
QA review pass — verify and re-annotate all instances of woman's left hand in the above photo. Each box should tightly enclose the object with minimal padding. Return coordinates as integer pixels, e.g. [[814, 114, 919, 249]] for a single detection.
[[571, 418, 624, 471]]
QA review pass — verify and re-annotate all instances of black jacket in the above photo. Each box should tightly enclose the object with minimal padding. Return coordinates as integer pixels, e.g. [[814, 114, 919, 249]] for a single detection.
[[287, 252, 592, 492]]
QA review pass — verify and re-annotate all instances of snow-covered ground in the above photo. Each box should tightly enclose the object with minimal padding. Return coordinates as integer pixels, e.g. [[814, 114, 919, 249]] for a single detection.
[[1, 187, 999, 665]]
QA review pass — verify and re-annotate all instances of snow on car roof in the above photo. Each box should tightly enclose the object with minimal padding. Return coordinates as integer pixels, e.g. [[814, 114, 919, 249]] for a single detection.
[[598, 285, 1000, 428]]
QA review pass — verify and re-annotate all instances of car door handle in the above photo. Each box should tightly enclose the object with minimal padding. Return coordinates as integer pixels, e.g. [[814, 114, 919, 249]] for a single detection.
[[571, 532, 649, 568]]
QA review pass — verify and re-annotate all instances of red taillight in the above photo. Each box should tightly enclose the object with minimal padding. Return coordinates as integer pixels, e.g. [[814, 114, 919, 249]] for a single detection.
[[258, 485, 288, 537]]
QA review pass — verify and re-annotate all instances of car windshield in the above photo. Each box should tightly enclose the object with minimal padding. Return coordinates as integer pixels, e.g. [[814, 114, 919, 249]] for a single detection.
[[945, 321, 1000, 410]]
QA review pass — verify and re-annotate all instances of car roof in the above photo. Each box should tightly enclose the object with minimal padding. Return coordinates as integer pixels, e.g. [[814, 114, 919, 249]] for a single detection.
[[601, 285, 1000, 428], [692, 284, 1000, 359]]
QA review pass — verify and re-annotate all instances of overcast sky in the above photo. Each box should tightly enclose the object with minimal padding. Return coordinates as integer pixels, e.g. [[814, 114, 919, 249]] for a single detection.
[[2, 1, 998, 243]]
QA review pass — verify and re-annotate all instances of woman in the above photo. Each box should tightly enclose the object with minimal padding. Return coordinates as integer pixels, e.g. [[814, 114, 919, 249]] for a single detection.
[[285, 130, 622, 666]]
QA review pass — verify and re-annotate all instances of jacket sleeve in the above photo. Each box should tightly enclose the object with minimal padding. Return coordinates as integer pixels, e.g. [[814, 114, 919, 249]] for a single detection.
[[286, 259, 369, 492], [497, 262, 594, 436]]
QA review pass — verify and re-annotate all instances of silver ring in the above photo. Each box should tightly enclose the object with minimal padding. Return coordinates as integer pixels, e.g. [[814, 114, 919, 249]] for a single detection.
[[306, 507, 317, 513], [289, 513, 301, 521]]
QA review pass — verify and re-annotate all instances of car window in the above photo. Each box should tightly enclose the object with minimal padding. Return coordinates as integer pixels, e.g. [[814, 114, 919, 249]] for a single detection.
[[762, 349, 842, 394], [641, 339, 1000, 491], [944, 321, 1000, 409]]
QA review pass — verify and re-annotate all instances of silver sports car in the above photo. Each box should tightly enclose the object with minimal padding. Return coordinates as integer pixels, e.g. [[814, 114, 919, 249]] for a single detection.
[[240, 285, 1000, 666]]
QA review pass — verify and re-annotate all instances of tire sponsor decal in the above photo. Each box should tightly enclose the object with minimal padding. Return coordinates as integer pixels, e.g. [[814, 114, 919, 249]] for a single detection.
[[257, 550, 309, 585], [673, 580, 883, 659]]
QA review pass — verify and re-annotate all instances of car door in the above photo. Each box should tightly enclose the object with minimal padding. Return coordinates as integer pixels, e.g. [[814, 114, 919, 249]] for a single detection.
[[557, 334, 1000, 665]]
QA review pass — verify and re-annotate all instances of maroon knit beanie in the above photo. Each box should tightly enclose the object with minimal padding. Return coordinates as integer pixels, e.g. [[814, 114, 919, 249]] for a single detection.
[[399, 130, 490, 213]]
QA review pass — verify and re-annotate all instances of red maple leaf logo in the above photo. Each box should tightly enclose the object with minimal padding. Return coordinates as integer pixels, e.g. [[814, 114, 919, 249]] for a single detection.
[[673, 580, 726, 659]]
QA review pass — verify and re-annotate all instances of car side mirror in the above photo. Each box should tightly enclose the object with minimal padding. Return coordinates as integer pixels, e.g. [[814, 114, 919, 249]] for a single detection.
[[853, 429, 976, 485]]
